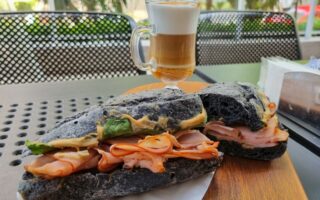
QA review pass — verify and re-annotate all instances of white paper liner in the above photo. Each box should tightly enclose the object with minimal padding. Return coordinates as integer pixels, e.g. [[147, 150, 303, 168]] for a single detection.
[[118, 172, 214, 200]]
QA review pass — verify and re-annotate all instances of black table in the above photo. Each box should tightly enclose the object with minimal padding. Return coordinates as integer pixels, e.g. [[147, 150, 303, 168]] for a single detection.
[[0, 74, 204, 199]]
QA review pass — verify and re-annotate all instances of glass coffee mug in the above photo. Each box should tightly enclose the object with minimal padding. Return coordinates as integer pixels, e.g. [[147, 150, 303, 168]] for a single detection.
[[130, 0, 200, 88]]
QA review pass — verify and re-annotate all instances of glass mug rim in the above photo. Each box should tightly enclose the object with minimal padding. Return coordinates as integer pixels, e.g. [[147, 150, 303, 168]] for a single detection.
[[130, 0, 200, 88], [145, 0, 200, 7]]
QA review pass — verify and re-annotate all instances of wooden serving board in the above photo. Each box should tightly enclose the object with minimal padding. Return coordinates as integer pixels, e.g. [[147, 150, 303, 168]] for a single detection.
[[125, 81, 307, 200], [124, 81, 210, 94]]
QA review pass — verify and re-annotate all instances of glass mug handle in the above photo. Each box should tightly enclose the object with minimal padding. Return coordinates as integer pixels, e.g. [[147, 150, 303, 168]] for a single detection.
[[130, 26, 155, 72]]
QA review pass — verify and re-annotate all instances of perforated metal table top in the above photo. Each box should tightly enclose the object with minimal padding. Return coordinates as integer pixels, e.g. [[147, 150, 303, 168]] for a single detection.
[[0, 74, 204, 199]]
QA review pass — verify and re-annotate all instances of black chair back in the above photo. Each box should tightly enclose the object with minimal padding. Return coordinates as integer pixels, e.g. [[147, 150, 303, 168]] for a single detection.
[[0, 12, 142, 85], [196, 11, 301, 65]]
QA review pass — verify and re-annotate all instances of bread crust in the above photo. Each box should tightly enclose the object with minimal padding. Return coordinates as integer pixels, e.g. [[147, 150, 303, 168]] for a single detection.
[[18, 157, 222, 200], [199, 83, 267, 131], [22, 89, 204, 156], [40, 89, 203, 143]]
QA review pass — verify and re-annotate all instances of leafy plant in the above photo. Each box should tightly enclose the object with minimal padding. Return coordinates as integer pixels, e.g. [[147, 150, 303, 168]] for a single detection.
[[54, 0, 77, 11], [56, 17, 130, 36], [0, 19, 10, 35], [298, 18, 320, 31], [14, 0, 37, 11], [25, 17, 52, 36], [202, 0, 278, 10], [245, 0, 278, 10], [81, 0, 127, 13], [12, 15, 131, 37], [199, 21, 237, 32], [199, 18, 292, 33]]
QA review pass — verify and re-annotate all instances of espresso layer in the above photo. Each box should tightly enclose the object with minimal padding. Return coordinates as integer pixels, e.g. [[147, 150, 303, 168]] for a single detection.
[[150, 34, 196, 67]]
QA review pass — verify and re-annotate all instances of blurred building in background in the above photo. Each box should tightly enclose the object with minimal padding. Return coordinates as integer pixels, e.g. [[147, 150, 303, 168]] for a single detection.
[[0, 0, 319, 37]]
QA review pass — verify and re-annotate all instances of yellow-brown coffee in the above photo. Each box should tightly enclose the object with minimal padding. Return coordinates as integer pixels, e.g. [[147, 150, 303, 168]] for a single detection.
[[150, 34, 196, 82]]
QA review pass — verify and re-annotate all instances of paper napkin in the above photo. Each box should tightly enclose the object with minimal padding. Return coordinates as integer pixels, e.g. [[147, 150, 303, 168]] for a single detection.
[[258, 57, 320, 106], [119, 172, 214, 200]]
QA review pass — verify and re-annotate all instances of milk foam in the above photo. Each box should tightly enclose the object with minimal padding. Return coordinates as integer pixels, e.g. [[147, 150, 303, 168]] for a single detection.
[[149, 2, 200, 35]]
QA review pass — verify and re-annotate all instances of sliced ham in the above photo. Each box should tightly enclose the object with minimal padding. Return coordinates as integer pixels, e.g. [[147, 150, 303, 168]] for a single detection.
[[137, 133, 174, 153], [204, 116, 289, 148], [25, 132, 220, 178], [25, 155, 73, 179], [53, 150, 93, 170], [122, 152, 166, 173], [106, 136, 142, 145], [25, 150, 100, 179], [110, 144, 145, 156], [96, 148, 122, 172], [78, 154, 101, 171], [166, 141, 219, 160], [110, 133, 177, 156], [174, 130, 213, 149]]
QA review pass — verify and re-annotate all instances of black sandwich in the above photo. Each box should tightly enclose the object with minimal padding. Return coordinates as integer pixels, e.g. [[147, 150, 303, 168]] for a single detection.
[[199, 82, 289, 160], [18, 89, 222, 200]]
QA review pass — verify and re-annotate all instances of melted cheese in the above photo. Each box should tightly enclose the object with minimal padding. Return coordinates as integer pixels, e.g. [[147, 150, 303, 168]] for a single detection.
[[258, 91, 274, 124], [158, 116, 169, 129], [123, 108, 206, 133], [180, 108, 207, 130], [48, 134, 98, 149], [54, 150, 90, 160], [96, 124, 105, 141], [122, 115, 158, 132]]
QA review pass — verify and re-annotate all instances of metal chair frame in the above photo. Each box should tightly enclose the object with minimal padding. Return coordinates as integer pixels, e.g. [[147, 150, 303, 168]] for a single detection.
[[0, 11, 144, 85], [196, 11, 302, 66]]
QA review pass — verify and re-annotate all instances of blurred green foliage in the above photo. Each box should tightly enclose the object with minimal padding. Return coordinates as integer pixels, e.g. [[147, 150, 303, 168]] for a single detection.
[[0, 15, 131, 37], [0, 18, 11, 35], [203, 0, 278, 10], [23, 17, 130, 36], [245, 0, 278, 10], [14, 0, 37, 10], [57, 0, 127, 13], [25, 20, 51, 36], [54, 0, 77, 11], [298, 18, 320, 31], [57, 18, 130, 35], [199, 18, 292, 33], [0, 1, 9, 11]]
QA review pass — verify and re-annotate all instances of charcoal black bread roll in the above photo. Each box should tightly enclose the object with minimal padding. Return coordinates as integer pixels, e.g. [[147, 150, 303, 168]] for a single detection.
[[208, 135, 287, 160], [42, 89, 203, 143], [23, 89, 205, 156], [100, 89, 204, 134], [199, 82, 268, 131], [18, 157, 222, 200], [19, 88, 221, 200], [199, 82, 289, 160]]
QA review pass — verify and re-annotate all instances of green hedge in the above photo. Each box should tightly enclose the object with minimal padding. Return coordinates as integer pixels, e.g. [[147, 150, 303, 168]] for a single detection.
[[56, 18, 130, 35], [199, 18, 292, 33], [298, 18, 320, 31], [0, 17, 131, 36]]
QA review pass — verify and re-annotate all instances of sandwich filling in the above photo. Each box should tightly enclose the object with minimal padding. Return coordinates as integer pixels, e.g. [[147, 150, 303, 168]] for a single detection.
[[97, 109, 207, 140], [25, 131, 219, 179], [203, 102, 289, 148]]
